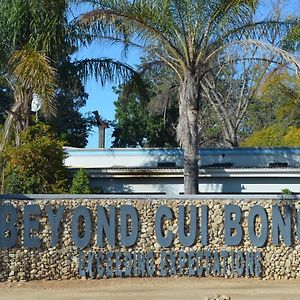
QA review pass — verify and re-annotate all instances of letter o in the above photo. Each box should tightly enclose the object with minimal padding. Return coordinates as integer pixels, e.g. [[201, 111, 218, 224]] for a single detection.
[[71, 206, 92, 248]]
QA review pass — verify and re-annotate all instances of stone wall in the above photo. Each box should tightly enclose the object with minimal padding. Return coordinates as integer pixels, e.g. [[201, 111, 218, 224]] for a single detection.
[[0, 196, 299, 281]]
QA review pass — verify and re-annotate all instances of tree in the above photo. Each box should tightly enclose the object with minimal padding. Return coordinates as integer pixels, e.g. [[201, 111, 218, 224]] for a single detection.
[[0, 1, 96, 148], [45, 56, 94, 148], [70, 169, 91, 194], [201, 58, 275, 147], [242, 71, 300, 146], [242, 124, 300, 147], [79, 0, 300, 193], [1, 123, 68, 194], [112, 83, 178, 147], [0, 87, 13, 125], [112, 76, 224, 148], [0, 0, 68, 148]]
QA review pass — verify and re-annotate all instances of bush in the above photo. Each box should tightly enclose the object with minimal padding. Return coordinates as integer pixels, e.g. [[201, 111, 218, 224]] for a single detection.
[[242, 125, 300, 147], [2, 123, 68, 194], [70, 168, 91, 194]]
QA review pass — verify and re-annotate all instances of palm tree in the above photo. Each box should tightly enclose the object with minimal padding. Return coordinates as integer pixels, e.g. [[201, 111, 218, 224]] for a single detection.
[[0, 0, 69, 148], [0, 0, 138, 149], [77, 0, 300, 194]]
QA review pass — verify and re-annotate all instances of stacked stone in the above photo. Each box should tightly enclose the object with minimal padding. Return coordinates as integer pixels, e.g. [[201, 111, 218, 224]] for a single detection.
[[0, 198, 299, 281]]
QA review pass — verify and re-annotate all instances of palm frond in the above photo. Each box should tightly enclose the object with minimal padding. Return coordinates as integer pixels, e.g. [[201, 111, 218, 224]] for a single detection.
[[77, 1, 185, 67], [237, 39, 300, 71], [282, 22, 300, 52], [74, 57, 136, 85], [203, 39, 300, 75], [9, 48, 57, 116]]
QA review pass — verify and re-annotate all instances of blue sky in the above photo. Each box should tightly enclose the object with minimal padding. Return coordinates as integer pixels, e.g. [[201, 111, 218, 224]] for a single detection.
[[72, 43, 142, 148], [72, 0, 299, 149]]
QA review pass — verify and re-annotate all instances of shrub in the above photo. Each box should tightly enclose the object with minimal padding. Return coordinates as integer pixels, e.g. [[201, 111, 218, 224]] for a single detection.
[[2, 123, 68, 194], [70, 168, 91, 194]]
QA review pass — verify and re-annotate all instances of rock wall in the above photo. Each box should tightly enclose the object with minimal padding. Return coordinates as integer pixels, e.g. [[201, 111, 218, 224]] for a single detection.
[[0, 197, 299, 281]]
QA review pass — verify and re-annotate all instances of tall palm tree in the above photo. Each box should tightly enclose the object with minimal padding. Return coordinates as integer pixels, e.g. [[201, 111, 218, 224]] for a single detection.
[[0, 0, 69, 148], [0, 0, 137, 149], [78, 0, 300, 194]]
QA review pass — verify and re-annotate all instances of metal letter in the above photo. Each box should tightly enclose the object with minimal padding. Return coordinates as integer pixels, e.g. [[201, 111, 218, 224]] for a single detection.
[[178, 205, 197, 247], [248, 205, 268, 247], [196, 251, 203, 276], [272, 205, 292, 246], [24, 205, 41, 248], [245, 252, 254, 276], [169, 251, 177, 276], [188, 251, 196, 276], [87, 252, 95, 278], [220, 250, 228, 276], [137, 252, 146, 276], [96, 252, 105, 277], [235, 251, 245, 277], [212, 251, 220, 275], [146, 252, 155, 277], [155, 205, 174, 247], [97, 205, 116, 247], [46, 205, 65, 247], [201, 205, 208, 246], [120, 205, 139, 247], [115, 251, 123, 277], [224, 205, 243, 246], [78, 250, 86, 277], [204, 250, 211, 275], [160, 251, 168, 277], [71, 206, 92, 249], [297, 209, 300, 241], [0, 204, 17, 248], [254, 252, 262, 277], [230, 251, 235, 273], [106, 252, 114, 277], [178, 251, 187, 275], [125, 252, 133, 276]]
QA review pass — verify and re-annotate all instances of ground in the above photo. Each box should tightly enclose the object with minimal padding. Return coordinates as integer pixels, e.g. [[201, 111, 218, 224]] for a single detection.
[[1, 278, 300, 300]]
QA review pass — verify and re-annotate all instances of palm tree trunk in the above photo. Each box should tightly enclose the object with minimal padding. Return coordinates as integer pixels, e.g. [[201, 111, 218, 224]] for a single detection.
[[183, 129, 199, 194], [1, 88, 32, 150], [178, 75, 200, 194]]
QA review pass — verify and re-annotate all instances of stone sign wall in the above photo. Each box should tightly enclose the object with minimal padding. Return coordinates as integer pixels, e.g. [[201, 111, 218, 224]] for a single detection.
[[0, 196, 299, 281]]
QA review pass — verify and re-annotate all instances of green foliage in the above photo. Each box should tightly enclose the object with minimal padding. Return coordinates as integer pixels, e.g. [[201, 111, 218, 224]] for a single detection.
[[0, 6, 92, 148], [70, 169, 91, 194], [242, 125, 300, 147], [281, 188, 292, 195], [112, 83, 178, 147], [0, 0, 69, 146], [45, 57, 93, 147], [242, 72, 300, 146], [2, 123, 67, 194], [282, 127, 300, 146], [242, 124, 287, 147]]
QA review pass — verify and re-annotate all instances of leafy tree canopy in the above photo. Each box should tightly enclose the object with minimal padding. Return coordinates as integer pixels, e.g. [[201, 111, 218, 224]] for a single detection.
[[1, 123, 68, 194], [70, 168, 91, 194], [78, 0, 300, 194], [112, 77, 178, 147], [242, 71, 300, 146]]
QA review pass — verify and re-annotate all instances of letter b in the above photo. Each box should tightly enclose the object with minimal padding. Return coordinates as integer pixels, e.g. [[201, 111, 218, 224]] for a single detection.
[[0, 204, 17, 248], [225, 205, 243, 246]]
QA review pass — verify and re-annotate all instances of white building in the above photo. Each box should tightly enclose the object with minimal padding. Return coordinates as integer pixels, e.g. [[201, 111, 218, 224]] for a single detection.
[[65, 147, 300, 195]]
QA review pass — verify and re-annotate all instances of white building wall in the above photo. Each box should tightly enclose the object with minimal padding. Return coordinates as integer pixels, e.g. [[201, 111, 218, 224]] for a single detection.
[[65, 147, 300, 195], [89, 176, 300, 195], [65, 148, 300, 169]]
